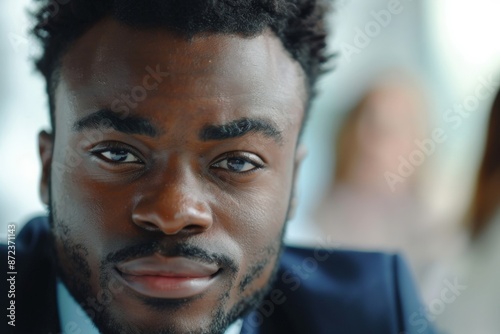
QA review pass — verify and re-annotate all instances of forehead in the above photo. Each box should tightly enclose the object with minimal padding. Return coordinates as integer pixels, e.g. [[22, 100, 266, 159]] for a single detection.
[[56, 18, 306, 136]]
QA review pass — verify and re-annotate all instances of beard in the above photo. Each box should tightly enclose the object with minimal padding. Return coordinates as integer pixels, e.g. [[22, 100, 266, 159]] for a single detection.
[[48, 188, 286, 334]]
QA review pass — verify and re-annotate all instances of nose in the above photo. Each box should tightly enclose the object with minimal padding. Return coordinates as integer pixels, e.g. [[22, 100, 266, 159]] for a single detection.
[[132, 170, 213, 236]]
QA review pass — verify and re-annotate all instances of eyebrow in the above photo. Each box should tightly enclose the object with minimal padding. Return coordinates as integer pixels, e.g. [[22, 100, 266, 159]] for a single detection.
[[72, 109, 159, 137], [199, 118, 282, 144]]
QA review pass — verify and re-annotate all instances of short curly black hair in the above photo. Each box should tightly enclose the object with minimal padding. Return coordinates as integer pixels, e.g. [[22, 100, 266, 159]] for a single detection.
[[32, 0, 331, 130]]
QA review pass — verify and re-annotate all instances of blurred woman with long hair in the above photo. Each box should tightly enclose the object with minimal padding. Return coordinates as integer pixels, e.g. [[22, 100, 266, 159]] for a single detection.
[[313, 73, 463, 298]]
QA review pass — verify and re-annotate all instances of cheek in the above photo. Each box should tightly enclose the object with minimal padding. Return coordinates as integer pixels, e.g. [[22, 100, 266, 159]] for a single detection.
[[50, 153, 134, 259], [213, 162, 295, 270]]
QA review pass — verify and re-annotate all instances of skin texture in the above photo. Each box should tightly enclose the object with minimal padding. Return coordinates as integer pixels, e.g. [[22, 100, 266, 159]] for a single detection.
[[38, 18, 307, 334]]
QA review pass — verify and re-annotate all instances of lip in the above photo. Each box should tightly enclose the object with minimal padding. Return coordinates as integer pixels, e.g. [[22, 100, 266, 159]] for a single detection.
[[115, 254, 220, 299]]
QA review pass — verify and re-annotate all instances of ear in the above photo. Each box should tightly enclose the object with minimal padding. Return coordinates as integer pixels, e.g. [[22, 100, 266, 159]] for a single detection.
[[38, 130, 54, 205], [288, 144, 307, 220]]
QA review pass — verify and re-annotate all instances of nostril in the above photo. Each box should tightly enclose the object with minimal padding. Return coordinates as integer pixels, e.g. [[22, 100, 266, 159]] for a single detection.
[[183, 224, 208, 232], [137, 220, 161, 232]]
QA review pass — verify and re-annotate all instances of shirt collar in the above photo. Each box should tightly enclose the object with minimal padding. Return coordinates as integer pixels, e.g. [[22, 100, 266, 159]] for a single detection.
[[57, 280, 242, 334], [57, 280, 100, 334]]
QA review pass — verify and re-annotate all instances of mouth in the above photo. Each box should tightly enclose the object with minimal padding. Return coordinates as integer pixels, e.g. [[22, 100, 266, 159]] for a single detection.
[[115, 254, 221, 299]]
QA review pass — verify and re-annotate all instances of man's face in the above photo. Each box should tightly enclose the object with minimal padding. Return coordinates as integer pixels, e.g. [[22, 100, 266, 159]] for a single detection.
[[39, 18, 306, 333]]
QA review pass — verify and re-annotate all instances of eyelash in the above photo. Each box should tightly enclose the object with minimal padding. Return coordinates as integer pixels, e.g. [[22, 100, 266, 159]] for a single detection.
[[90, 142, 144, 164], [211, 152, 264, 174]]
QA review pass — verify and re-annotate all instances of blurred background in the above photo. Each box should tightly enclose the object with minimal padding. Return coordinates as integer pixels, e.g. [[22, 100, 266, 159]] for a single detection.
[[1, 1, 499, 333]]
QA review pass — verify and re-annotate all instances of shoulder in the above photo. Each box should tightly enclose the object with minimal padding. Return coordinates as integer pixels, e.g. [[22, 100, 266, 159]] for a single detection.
[[280, 245, 403, 279], [242, 246, 435, 334], [279, 246, 421, 301]]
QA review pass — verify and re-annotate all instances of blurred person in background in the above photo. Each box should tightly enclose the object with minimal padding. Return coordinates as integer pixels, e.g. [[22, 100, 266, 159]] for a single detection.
[[312, 73, 463, 296], [436, 87, 500, 334]]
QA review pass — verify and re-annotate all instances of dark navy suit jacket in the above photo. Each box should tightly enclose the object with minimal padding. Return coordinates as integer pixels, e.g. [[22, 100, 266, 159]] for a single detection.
[[2, 217, 435, 334]]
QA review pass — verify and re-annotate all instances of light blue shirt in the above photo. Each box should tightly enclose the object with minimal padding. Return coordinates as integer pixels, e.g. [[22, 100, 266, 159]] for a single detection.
[[57, 280, 243, 334]]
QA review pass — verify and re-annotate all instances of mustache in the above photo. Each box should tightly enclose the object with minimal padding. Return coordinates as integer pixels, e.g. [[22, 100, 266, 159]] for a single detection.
[[102, 240, 238, 275]]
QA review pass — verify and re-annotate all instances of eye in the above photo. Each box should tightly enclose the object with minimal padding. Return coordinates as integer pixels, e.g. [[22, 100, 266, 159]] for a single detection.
[[91, 144, 143, 164], [100, 149, 140, 163], [212, 155, 262, 173]]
